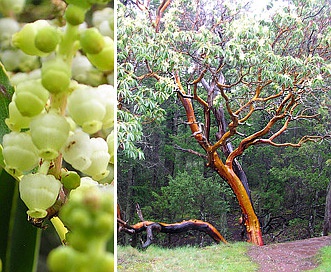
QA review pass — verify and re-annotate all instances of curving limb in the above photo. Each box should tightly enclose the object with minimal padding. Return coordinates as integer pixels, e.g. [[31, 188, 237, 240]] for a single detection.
[[118, 218, 227, 248], [118, 203, 227, 248]]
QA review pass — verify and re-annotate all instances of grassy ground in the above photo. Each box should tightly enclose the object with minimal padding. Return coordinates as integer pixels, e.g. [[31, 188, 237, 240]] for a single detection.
[[311, 246, 331, 272], [118, 242, 331, 271], [117, 243, 259, 272]]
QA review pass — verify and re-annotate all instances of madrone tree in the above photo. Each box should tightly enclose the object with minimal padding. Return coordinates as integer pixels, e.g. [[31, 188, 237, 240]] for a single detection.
[[118, 0, 331, 246]]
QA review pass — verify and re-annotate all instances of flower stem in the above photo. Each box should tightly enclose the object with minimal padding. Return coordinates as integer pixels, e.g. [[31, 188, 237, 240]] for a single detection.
[[58, 23, 80, 61], [50, 92, 68, 114]]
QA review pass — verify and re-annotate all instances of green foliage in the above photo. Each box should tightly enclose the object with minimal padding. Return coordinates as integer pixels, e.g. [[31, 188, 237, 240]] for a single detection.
[[117, 110, 145, 159], [244, 137, 330, 239], [118, 0, 331, 159], [154, 170, 230, 222], [118, 0, 331, 246], [117, 3, 181, 159]]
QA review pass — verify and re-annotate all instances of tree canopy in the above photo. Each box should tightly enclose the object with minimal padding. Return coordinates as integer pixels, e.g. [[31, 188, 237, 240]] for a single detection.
[[117, 0, 331, 246], [118, 0, 330, 156]]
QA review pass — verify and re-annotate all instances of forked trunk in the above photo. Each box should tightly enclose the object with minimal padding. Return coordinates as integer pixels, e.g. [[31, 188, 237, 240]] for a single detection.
[[211, 151, 263, 245], [175, 73, 264, 246]]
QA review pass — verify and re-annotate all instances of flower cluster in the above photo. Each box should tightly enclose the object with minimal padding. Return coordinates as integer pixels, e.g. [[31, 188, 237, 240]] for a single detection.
[[1, 0, 115, 216], [0, 0, 115, 271], [48, 178, 114, 272]]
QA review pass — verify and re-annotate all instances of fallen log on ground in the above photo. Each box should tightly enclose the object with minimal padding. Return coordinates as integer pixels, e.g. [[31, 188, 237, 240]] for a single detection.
[[118, 204, 227, 248]]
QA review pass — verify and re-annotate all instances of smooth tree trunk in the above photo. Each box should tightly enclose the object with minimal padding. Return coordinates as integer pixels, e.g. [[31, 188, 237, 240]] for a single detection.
[[209, 151, 263, 245], [175, 74, 263, 246]]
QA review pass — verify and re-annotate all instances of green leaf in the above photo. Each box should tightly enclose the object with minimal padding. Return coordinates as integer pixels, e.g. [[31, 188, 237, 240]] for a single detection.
[[0, 170, 41, 272], [0, 63, 14, 143]]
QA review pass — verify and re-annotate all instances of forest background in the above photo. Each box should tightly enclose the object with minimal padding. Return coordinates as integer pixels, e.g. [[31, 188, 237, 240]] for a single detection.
[[117, 0, 331, 247]]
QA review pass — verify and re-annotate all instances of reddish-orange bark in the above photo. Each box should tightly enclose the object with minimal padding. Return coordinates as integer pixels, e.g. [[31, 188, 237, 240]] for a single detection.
[[175, 72, 264, 246], [118, 218, 228, 245], [174, 65, 324, 245], [154, 0, 172, 32]]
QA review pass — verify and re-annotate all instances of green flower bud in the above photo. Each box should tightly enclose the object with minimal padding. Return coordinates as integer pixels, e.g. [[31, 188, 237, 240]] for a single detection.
[[64, 4, 88, 26], [62, 130, 92, 171], [67, 87, 106, 134], [30, 112, 70, 160], [77, 176, 98, 188], [18, 51, 40, 72], [95, 254, 114, 272], [68, 179, 97, 203], [35, 26, 61, 53], [47, 246, 81, 272], [80, 28, 105, 54], [72, 54, 92, 79], [99, 21, 113, 38], [109, 10, 114, 31], [1, 50, 40, 72], [92, 8, 114, 39], [95, 84, 115, 129], [65, 231, 90, 252], [49, 176, 114, 271], [99, 184, 114, 214], [65, 116, 78, 131], [88, 0, 109, 5], [0, 18, 20, 47], [92, 8, 112, 27], [107, 72, 114, 86], [19, 173, 61, 218], [64, 0, 90, 9], [68, 178, 113, 219], [10, 69, 41, 86], [106, 130, 114, 164], [94, 213, 113, 237], [10, 72, 29, 86], [0, 50, 20, 71], [0, 0, 26, 16], [98, 164, 114, 185], [14, 79, 49, 117], [41, 58, 71, 94], [61, 170, 80, 190], [5, 101, 31, 131], [58, 179, 114, 258], [86, 37, 114, 72], [69, 208, 92, 231], [82, 138, 110, 181], [2, 132, 39, 176], [12, 20, 49, 56], [71, 54, 105, 86]]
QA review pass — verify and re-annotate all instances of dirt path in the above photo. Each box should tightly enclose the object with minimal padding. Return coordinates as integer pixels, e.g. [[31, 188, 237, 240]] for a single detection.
[[248, 236, 331, 271]]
